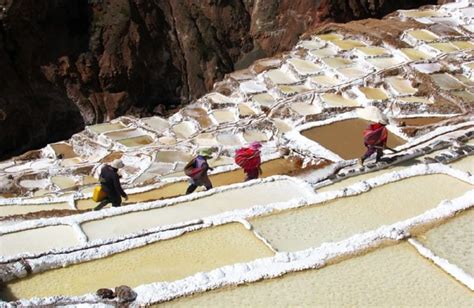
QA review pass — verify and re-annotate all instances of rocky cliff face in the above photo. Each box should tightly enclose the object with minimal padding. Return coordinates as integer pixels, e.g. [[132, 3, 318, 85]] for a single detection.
[[0, 0, 442, 159]]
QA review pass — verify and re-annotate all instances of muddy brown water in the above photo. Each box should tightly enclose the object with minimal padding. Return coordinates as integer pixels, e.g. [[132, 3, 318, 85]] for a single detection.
[[117, 136, 154, 148], [50, 144, 77, 159], [397, 117, 448, 127], [301, 119, 406, 160], [76, 158, 312, 210], [182, 108, 213, 128]]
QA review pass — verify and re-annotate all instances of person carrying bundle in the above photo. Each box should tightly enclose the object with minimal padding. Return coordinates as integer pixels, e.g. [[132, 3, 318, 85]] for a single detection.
[[184, 148, 214, 194], [360, 118, 388, 165], [94, 159, 128, 210], [235, 141, 262, 181]]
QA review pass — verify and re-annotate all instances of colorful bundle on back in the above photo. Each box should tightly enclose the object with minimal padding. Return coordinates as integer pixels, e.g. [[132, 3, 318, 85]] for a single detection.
[[184, 156, 206, 179], [363, 123, 388, 146], [235, 147, 261, 170]]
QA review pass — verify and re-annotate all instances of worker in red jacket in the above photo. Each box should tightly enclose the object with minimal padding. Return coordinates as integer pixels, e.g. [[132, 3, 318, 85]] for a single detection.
[[360, 119, 388, 165], [235, 141, 262, 181]]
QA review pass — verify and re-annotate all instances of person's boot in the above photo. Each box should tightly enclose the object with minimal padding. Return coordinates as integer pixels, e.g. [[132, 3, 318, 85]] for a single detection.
[[359, 157, 365, 166]]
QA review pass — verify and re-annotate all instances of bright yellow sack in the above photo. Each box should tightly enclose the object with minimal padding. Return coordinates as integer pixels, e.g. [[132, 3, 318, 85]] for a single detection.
[[92, 186, 107, 202]]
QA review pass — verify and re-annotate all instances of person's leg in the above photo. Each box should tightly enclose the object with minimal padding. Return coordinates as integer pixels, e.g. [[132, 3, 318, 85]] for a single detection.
[[111, 195, 122, 207], [94, 197, 111, 210], [186, 184, 198, 194], [202, 176, 213, 190], [375, 148, 384, 162], [244, 169, 259, 181], [360, 146, 376, 164]]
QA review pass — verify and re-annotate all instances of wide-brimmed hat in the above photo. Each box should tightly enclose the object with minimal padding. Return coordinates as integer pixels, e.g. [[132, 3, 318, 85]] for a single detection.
[[111, 159, 125, 169], [357, 106, 389, 125], [197, 148, 213, 158]]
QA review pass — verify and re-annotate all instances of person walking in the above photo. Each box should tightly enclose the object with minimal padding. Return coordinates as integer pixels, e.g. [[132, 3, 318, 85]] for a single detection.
[[235, 141, 262, 181], [360, 118, 388, 165], [94, 159, 128, 210], [184, 149, 214, 194]]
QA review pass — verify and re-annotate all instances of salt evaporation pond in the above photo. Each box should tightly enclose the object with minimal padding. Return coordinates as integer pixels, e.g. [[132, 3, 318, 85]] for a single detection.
[[164, 243, 473, 307], [142, 116, 170, 132], [358, 87, 389, 101], [366, 57, 405, 69], [250, 174, 472, 252], [1, 223, 273, 300], [310, 75, 340, 87], [355, 46, 389, 57], [331, 39, 366, 50], [192, 133, 218, 146], [309, 47, 338, 58], [337, 66, 368, 80], [1, 225, 80, 257], [449, 155, 474, 174], [0, 202, 70, 218], [322, 57, 354, 68], [385, 76, 417, 95], [321, 93, 358, 107], [252, 93, 275, 107], [104, 129, 144, 141], [290, 102, 322, 115], [50, 143, 77, 159], [172, 121, 197, 139], [238, 104, 256, 117], [156, 151, 193, 163], [81, 179, 310, 242], [417, 208, 474, 276], [427, 42, 459, 53], [182, 107, 213, 128], [278, 84, 311, 95], [117, 135, 154, 147], [398, 116, 448, 126], [400, 48, 432, 61], [88, 122, 125, 134], [301, 118, 406, 159], [212, 109, 237, 124]]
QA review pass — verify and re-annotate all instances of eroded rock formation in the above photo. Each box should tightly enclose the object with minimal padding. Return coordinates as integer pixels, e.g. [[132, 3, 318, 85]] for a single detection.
[[0, 0, 443, 159]]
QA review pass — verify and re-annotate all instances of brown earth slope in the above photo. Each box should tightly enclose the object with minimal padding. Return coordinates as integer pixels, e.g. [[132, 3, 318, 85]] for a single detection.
[[0, 0, 443, 159]]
